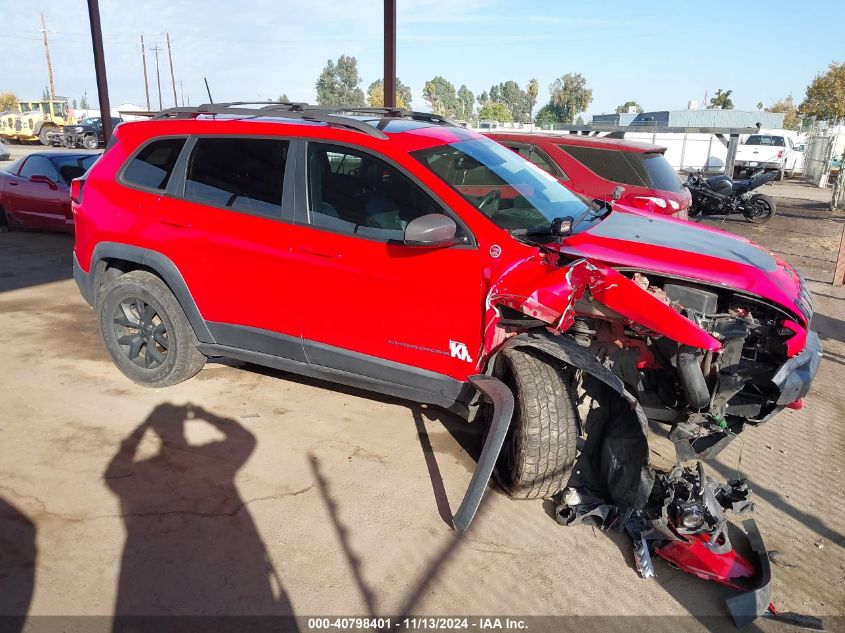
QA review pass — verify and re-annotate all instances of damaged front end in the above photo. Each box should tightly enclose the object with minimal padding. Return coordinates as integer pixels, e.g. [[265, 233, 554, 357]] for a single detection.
[[480, 253, 822, 624], [488, 255, 822, 463]]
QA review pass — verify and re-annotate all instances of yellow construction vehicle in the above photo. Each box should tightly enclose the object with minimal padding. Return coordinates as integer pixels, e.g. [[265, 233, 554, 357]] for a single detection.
[[6, 100, 74, 144], [0, 103, 22, 143]]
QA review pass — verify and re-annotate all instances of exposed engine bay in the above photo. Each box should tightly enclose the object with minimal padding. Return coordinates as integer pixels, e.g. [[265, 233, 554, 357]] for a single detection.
[[570, 271, 806, 461]]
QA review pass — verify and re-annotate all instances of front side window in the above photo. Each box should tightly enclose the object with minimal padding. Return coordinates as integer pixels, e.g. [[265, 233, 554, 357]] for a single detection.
[[414, 138, 590, 235], [19, 155, 59, 181], [308, 142, 453, 240], [184, 137, 288, 217], [500, 142, 566, 181], [122, 137, 186, 191]]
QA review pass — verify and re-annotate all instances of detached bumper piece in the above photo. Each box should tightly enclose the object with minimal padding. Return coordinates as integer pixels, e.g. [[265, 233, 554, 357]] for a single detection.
[[557, 462, 774, 626], [451, 375, 514, 534], [772, 331, 822, 406]]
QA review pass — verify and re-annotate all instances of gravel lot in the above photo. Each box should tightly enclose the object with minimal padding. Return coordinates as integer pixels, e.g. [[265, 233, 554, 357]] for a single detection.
[[0, 174, 843, 631]]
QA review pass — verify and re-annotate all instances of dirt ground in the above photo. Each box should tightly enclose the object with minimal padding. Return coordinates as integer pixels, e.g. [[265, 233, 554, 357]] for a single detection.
[[0, 184, 843, 632]]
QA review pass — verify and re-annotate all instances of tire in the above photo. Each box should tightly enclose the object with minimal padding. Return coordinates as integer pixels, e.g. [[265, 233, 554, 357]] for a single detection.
[[742, 193, 776, 223], [97, 270, 206, 387], [38, 126, 53, 146], [82, 135, 99, 150], [775, 169, 784, 182], [494, 348, 579, 499]]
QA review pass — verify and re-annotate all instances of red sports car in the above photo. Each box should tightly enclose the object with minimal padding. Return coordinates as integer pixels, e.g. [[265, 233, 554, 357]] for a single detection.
[[0, 151, 99, 233], [486, 132, 692, 218]]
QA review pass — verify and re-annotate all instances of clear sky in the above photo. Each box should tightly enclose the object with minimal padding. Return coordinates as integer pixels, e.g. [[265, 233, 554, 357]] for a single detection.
[[1, 0, 843, 117]]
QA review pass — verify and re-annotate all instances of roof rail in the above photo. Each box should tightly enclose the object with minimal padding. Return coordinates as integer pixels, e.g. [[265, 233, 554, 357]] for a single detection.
[[151, 102, 459, 139]]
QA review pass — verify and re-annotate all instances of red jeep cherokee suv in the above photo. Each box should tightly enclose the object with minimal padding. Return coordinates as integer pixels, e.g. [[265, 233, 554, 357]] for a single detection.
[[486, 132, 692, 218], [73, 103, 820, 534]]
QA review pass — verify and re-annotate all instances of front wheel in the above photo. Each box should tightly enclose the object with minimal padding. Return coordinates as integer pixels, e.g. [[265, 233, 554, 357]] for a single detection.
[[82, 135, 99, 150], [742, 193, 776, 223], [38, 126, 54, 146], [97, 270, 206, 387], [493, 348, 579, 499]]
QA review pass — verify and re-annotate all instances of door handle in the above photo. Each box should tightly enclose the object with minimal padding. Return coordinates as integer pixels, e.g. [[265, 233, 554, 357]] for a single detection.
[[9, 182, 18, 186], [299, 246, 340, 259]]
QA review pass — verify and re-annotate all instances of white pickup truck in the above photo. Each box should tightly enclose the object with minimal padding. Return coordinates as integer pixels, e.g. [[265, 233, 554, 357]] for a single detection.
[[733, 134, 795, 180]]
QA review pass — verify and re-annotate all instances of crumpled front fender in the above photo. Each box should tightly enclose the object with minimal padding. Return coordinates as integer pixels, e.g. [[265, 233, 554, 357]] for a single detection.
[[489, 257, 721, 351]]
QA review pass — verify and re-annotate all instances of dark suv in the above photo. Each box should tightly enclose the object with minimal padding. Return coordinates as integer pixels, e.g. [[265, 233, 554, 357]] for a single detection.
[[72, 103, 820, 536], [65, 116, 124, 149]]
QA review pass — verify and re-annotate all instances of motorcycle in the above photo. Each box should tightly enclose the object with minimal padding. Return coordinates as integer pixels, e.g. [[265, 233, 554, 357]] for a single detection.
[[685, 169, 776, 223]]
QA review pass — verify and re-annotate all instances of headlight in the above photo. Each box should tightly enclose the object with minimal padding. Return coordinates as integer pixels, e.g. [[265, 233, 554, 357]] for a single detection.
[[74, 126, 84, 132], [679, 504, 704, 529]]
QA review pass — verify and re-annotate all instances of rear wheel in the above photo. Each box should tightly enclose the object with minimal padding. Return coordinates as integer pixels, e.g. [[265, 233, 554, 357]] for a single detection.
[[493, 348, 579, 499], [97, 270, 206, 387], [742, 193, 776, 223], [775, 169, 785, 182]]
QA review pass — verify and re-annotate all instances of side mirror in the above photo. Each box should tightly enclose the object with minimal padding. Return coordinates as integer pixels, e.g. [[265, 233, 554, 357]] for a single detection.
[[404, 214, 457, 247], [611, 185, 625, 201]]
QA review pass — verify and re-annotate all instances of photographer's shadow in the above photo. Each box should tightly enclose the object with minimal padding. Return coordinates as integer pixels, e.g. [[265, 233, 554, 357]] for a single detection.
[[105, 403, 296, 624]]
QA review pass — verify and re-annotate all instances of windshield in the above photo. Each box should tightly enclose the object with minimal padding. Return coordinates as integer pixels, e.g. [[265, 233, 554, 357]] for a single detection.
[[413, 138, 591, 234], [80, 117, 99, 125]]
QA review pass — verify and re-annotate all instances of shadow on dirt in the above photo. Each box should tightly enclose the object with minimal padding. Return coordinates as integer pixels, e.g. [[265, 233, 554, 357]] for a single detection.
[[811, 310, 845, 345], [105, 403, 298, 630], [0, 232, 73, 294], [309, 452, 475, 624], [0, 497, 36, 633]]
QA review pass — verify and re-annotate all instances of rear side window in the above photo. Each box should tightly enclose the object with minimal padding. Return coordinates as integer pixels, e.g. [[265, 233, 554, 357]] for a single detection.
[[122, 138, 186, 191], [184, 137, 288, 217], [556, 145, 681, 192], [744, 135, 785, 146]]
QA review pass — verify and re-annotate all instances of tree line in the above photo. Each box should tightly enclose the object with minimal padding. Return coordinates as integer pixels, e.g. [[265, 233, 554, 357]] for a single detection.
[[313, 55, 592, 125], [310, 55, 845, 130]]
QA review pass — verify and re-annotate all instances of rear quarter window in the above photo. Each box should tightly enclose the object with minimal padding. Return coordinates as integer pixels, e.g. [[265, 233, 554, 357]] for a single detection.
[[121, 137, 187, 191]]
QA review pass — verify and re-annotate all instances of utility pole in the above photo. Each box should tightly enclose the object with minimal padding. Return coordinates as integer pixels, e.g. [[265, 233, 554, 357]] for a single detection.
[[178, 80, 185, 107], [165, 32, 178, 108], [141, 34, 150, 111], [383, 0, 396, 108], [86, 0, 113, 143], [40, 13, 56, 102], [149, 44, 163, 111]]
